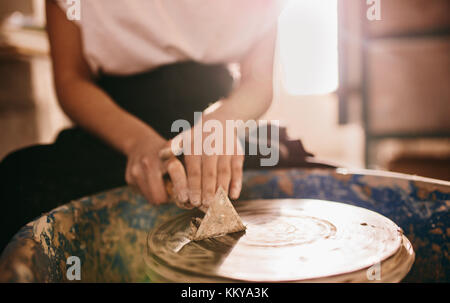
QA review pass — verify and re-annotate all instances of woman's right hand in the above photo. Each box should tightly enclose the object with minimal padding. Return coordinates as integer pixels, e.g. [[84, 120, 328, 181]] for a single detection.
[[124, 133, 172, 205]]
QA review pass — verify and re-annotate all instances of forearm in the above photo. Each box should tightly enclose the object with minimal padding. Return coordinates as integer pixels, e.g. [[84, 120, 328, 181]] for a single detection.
[[56, 78, 163, 155], [47, 0, 164, 156]]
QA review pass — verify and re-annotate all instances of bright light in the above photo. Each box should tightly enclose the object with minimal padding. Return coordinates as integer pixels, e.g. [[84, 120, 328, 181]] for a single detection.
[[278, 0, 339, 95]]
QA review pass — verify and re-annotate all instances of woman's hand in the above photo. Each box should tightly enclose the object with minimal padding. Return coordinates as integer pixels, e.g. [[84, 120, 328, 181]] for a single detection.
[[161, 125, 244, 210], [124, 125, 244, 210], [125, 133, 175, 205], [159, 23, 277, 209]]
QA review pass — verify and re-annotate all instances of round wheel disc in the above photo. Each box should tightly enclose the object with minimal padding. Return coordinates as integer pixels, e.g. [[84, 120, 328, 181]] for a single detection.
[[146, 199, 413, 282]]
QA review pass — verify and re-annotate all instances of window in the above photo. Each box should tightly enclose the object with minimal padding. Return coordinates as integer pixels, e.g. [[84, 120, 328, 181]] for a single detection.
[[278, 0, 339, 95]]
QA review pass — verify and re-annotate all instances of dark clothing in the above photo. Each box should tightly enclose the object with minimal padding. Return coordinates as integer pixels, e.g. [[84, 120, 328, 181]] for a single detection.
[[0, 61, 324, 253], [0, 62, 234, 251]]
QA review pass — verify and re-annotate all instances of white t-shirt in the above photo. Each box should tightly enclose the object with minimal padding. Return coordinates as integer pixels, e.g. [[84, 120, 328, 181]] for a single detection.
[[55, 0, 285, 75]]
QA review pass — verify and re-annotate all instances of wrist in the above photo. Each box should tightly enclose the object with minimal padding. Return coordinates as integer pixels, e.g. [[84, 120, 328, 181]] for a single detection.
[[122, 126, 165, 156]]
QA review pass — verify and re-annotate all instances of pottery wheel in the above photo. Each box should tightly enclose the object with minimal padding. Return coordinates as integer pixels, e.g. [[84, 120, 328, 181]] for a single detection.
[[145, 199, 414, 282]]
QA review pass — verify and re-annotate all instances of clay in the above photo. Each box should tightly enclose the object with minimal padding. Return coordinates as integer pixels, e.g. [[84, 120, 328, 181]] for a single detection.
[[189, 187, 246, 241], [145, 199, 415, 282]]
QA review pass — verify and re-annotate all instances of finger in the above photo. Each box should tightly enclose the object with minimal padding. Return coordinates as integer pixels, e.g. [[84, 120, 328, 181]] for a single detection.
[[125, 160, 134, 186], [129, 162, 154, 203], [147, 171, 168, 205], [184, 155, 202, 207], [164, 177, 193, 210], [230, 155, 244, 200], [141, 157, 168, 205], [125, 161, 141, 194], [125, 173, 139, 193], [159, 146, 175, 161], [160, 134, 185, 160], [177, 201, 195, 210], [165, 157, 189, 204], [201, 155, 218, 207], [216, 155, 232, 194]]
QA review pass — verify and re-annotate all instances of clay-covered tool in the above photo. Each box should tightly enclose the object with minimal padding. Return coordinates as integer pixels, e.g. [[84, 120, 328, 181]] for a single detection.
[[159, 147, 245, 241], [160, 144, 246, 240], [188, 187, 246, 241], [164, 178, 246, 239]]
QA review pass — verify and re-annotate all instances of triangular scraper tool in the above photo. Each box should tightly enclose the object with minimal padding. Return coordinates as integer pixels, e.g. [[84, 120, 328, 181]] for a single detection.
[[190, 187, 246, 241]]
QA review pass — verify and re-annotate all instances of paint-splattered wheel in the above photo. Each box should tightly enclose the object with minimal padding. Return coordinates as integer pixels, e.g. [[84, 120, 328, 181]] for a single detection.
[[0, 168, 446, 282]]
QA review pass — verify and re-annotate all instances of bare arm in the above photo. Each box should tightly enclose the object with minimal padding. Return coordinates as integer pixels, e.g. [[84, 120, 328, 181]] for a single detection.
[[46, 0, 163, 155], [46, 1, 168, 203], [48, 0, 277, 208], [167, 25, 278, 208]]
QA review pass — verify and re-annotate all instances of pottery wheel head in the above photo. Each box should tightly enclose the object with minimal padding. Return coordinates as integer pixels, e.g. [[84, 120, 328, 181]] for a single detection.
[[146, 199, 406, 282]]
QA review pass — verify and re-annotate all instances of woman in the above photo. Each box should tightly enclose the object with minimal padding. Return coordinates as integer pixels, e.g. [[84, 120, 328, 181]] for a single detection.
[[0, 0, 284, 251]]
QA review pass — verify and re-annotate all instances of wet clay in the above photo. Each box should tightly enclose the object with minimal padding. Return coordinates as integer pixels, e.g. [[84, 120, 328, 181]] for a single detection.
[[145, 199, 414, 282]]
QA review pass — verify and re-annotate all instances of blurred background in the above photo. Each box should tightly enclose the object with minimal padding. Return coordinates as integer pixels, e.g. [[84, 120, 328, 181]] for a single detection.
[[0, 0, 449, 180]]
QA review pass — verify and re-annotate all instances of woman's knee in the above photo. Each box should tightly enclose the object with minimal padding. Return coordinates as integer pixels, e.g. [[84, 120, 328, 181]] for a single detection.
[[0, 144, 54, 181]]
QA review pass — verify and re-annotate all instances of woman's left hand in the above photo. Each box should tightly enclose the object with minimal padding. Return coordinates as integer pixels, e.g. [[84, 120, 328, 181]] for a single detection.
[[160, 126, 244, 210]]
